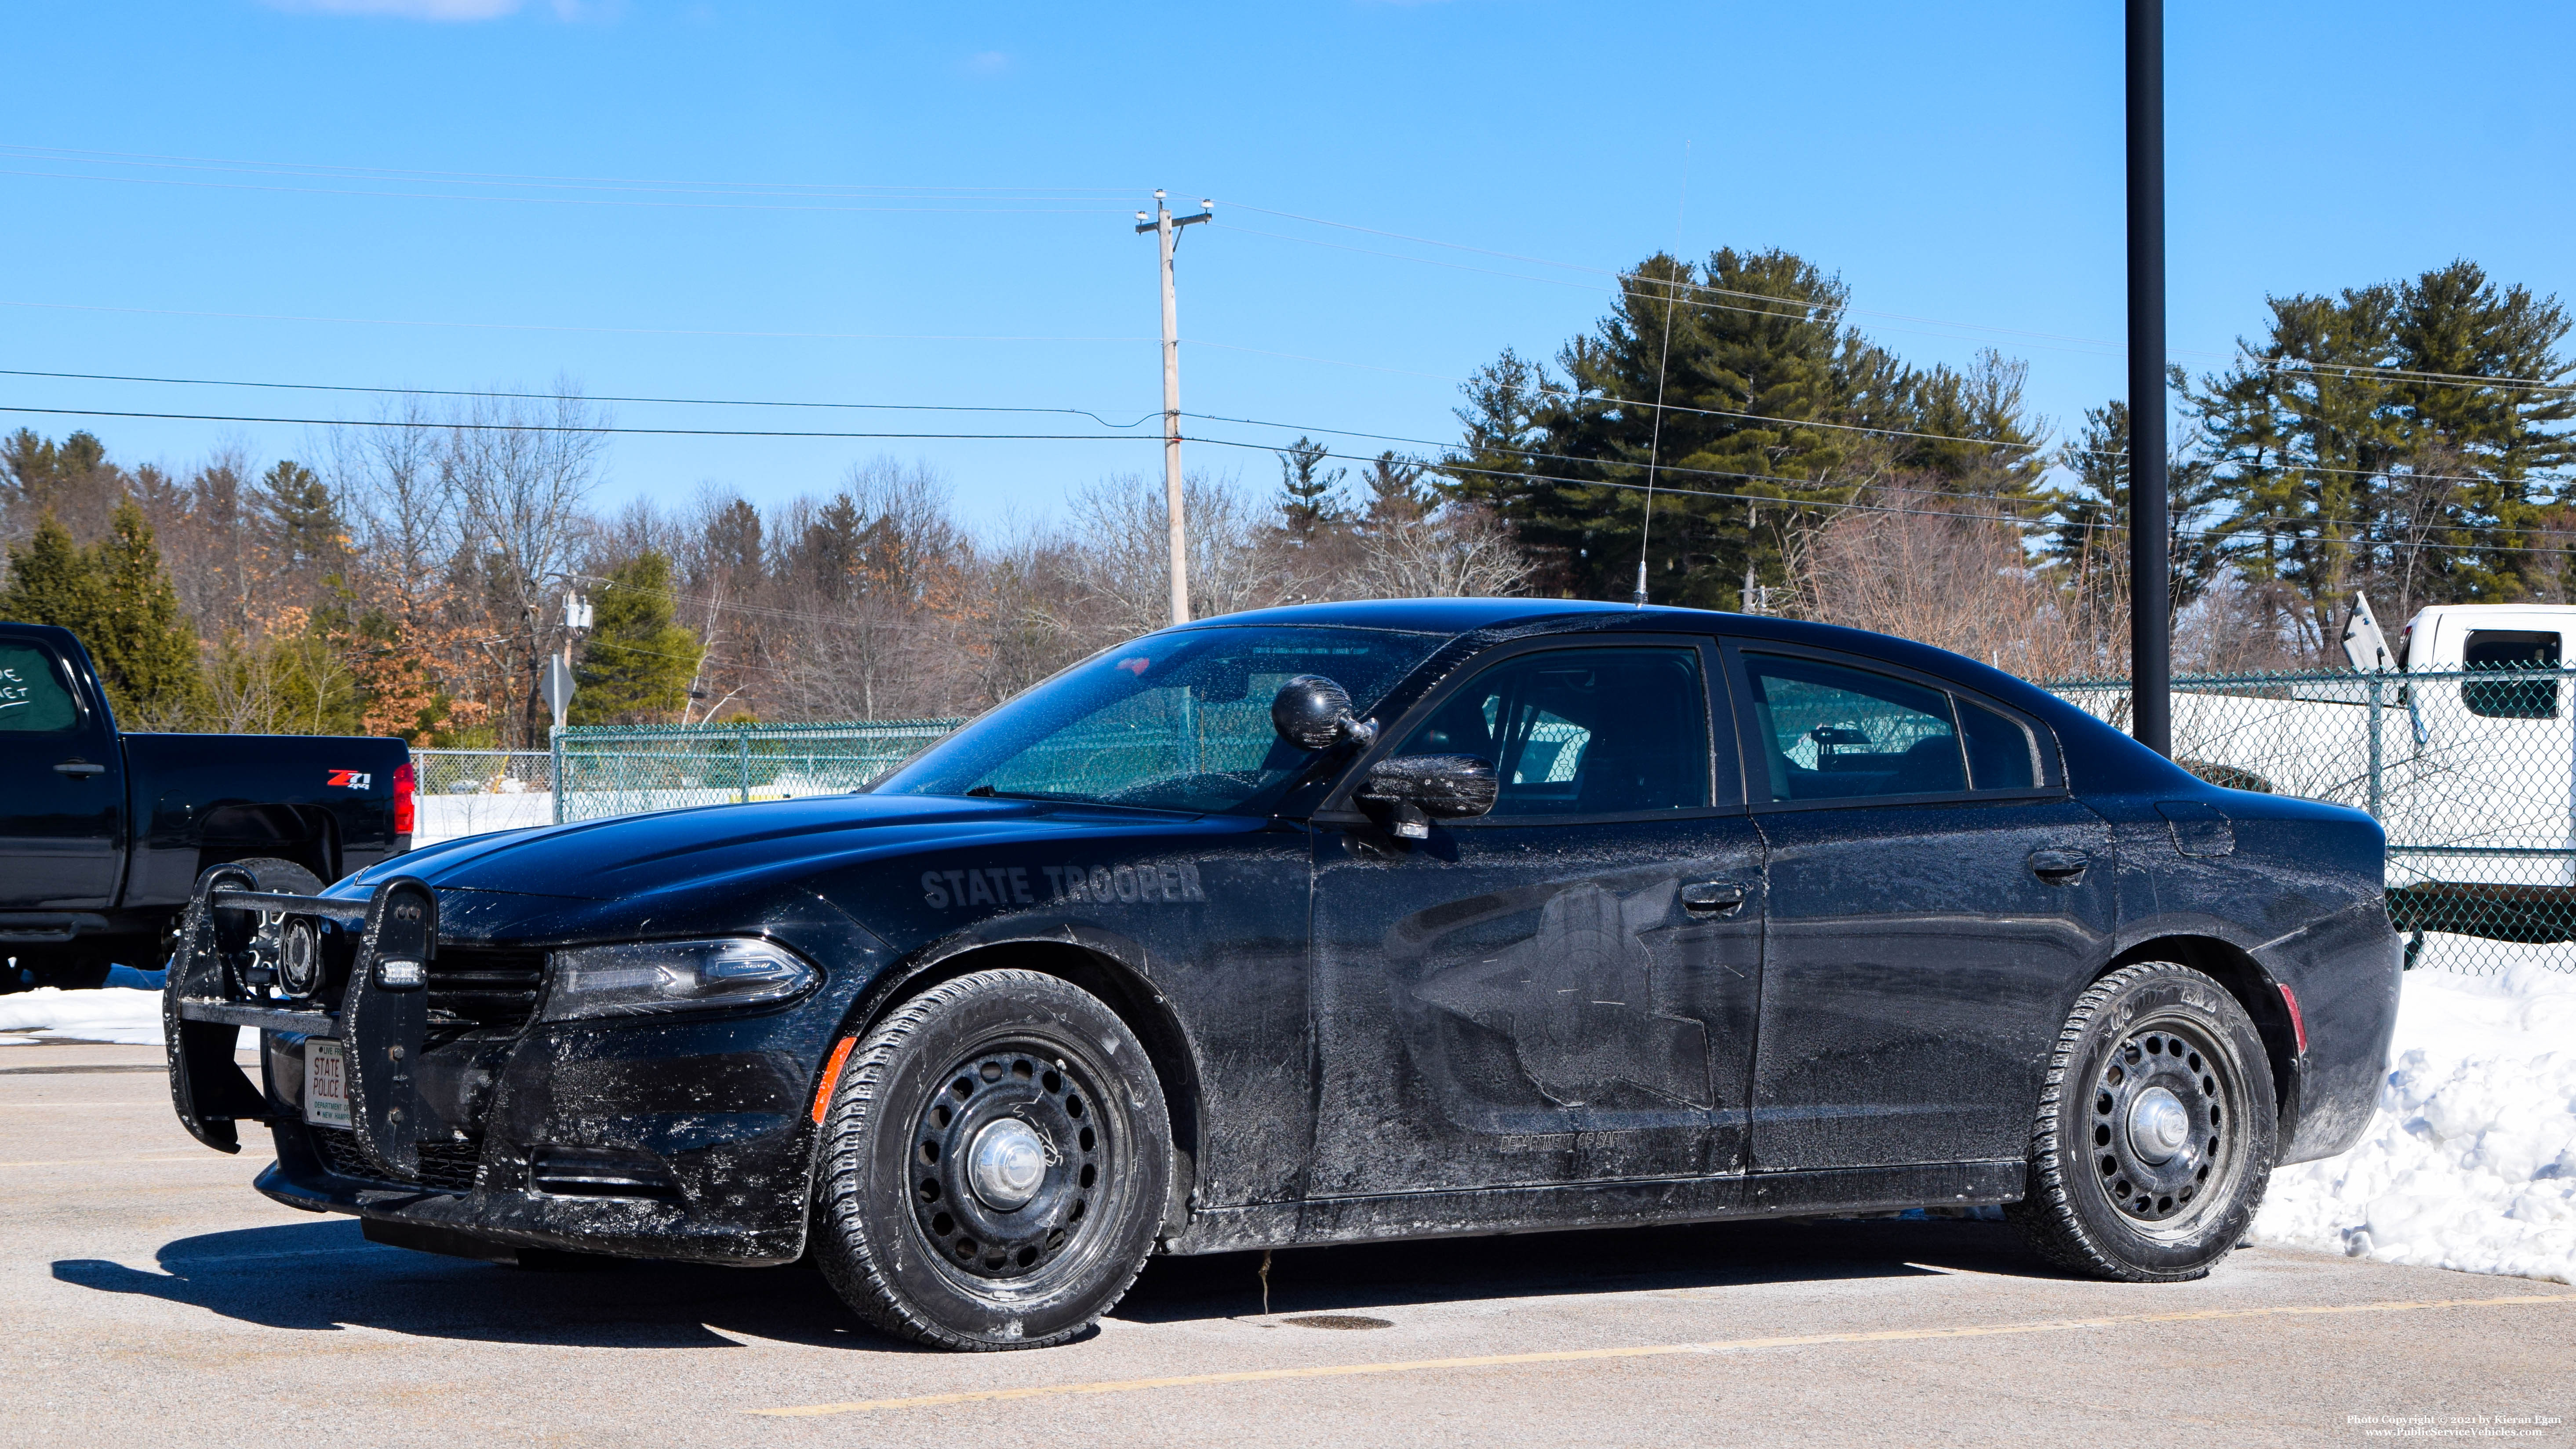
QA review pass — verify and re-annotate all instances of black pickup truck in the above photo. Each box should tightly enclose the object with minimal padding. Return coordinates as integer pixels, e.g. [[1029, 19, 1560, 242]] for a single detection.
[[2, 620, 412, 989]]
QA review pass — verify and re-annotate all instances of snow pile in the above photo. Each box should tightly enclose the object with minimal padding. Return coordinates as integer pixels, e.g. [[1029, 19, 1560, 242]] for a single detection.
[[0, 986, 170, 1045], [2254, 960, 2576, 1285]]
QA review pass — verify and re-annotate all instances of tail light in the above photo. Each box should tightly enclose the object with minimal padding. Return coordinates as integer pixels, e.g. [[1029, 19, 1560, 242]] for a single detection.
[[393, 759, 416, 837]]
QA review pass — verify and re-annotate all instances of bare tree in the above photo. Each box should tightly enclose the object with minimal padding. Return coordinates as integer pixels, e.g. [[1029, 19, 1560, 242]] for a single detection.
[[1068, 470, 1279, 641], [1789, 493, 2109, 681], [441, 382, 611, 744], [1352, 501, 1532, 598]]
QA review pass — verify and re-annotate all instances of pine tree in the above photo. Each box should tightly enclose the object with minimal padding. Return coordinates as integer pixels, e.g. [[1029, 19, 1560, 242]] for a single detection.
[[2186, 260, 2576, 643], [2046, 399, 2225, 621], [85, 498, 207, 726], [1275, 437, 1346, 543], [1463, 249, 1900, 605], [255, 460, 349, 575], [0, 512, 107, 639], [1357, 451, 1435, 530], [570, 550, 702, 724], [4, 430, 124, 540]]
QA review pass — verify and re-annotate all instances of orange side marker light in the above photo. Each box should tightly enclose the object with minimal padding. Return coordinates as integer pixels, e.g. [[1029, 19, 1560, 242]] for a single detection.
[[813, 1035, 858, 1124]]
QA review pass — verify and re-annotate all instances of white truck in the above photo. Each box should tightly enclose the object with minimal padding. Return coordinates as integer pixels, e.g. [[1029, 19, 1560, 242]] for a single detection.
[[2053, 598, 2576, 949]]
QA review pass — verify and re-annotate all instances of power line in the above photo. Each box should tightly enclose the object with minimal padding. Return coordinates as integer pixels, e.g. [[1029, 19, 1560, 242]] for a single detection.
[[0, 368, 1159, 430], [11, 384, 2569, 543], [11, 352, 2569, 529], [0, 403, 1148, 444], [38, 360, 2562, 489]]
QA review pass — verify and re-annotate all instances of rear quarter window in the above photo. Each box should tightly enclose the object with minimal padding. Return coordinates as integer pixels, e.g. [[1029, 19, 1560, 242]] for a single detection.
[[2462, 629, 2561, 720], [0, 644, 79, 733]]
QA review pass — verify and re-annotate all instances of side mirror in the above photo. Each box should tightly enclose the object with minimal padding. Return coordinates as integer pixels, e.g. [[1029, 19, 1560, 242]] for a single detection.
[[1272, 674, 1379, 752], [1357, 753, 1498, 839]]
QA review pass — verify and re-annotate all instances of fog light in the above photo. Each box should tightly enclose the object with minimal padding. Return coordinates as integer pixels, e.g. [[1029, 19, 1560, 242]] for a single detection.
[[376, 957, 425, 989], [278, 920, 321, 997]]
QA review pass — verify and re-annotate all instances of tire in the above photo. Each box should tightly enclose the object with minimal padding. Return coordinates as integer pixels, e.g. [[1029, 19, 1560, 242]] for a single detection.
[[219, 857, 324, 896], [2008, 961, 2278, 1282], [809, 969, 1172, 1351]]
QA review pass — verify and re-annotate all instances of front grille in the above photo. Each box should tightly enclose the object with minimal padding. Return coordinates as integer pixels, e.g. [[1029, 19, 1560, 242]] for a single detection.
[[425, 947, 547, 1032], [310, 1124, 487, 1193]]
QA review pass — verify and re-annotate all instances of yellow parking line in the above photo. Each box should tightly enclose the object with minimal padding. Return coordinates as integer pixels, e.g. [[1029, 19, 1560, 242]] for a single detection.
[[0, 1155, 237, 1168], [750, 1292, 2576, 1419]]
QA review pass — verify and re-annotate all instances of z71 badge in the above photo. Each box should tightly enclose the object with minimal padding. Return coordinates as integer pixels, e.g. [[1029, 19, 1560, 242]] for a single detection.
[[325, 769, 373, 790]]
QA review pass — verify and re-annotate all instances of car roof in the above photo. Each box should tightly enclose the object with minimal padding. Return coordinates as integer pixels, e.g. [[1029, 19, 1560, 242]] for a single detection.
[[1173, 598, 1943, 659], [1170, 597, 2110, 723], [1182, 598, 1648, 633]]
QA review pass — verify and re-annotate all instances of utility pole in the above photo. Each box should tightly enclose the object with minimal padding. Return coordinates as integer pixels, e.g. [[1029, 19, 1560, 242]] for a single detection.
[[1135, 190, 1215, 627], [2127, 0, 2172, 756]]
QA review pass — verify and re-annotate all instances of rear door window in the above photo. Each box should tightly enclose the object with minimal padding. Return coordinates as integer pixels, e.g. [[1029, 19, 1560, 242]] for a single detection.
[[1742, 654, 1963, 801], [1958, 700, 2041, 790], [0, 643, 80, 733], [2462, 629, 2561, 719]]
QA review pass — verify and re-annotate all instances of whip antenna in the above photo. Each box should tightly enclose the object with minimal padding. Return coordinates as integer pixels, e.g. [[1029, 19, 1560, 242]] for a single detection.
[[1635, 143, 1688, 607]]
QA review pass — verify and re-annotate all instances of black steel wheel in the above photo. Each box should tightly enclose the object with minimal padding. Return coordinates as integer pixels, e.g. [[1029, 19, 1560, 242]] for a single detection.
[[809, 969, 1171, 1350], [2008, 961, 2278, 1282]]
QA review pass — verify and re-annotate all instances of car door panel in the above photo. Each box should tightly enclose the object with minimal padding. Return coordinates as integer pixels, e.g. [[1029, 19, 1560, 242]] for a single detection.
[[0, 633, 125, 910], [1728, 642, 2114, 1172], [1754, 797, 2112, 1168], [1306, 639, 1762, 1201]]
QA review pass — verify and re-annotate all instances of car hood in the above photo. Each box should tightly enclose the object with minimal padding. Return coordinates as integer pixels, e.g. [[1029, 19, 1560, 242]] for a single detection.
[[351, 793, 1139, 904]]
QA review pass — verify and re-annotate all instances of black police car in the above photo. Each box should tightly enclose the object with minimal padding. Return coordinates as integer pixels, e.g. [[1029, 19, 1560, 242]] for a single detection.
[[164, 600, 2399, 1350]]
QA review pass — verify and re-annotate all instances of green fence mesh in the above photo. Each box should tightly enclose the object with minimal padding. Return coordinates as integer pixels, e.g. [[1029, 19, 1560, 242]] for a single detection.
[[549, 719, 961, 825], [2045, 667, 2576, 973]]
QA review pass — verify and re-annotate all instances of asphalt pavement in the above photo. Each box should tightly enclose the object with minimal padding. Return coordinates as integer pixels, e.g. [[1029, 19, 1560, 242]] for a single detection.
[[4, 1041, 2569, 1448]]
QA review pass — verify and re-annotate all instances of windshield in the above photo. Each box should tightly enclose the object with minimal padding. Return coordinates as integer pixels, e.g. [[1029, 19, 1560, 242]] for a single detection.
[[873, 625, 1445, 813]]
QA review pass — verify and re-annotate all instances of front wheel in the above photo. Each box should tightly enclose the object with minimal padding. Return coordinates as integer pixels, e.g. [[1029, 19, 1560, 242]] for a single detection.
[[2007, 961, 2278, 1282], [809, 969, 1172, 1350]]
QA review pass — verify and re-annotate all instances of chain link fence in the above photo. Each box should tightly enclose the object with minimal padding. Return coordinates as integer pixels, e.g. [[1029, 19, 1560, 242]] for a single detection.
[[411, 748, 557, 845], [549, 719, 960, 825], [2045, 667, 2576, 974]]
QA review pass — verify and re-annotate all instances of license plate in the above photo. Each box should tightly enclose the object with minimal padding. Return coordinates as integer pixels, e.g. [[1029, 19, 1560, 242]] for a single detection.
[[305, 1039, 352, 1128]]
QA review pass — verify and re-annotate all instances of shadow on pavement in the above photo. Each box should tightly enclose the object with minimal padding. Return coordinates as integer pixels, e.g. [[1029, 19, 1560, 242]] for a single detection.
[[52, 1213, 2057, 1351], [51, 1219, 900, 1353], [1117, 1216, 2054, 1325]]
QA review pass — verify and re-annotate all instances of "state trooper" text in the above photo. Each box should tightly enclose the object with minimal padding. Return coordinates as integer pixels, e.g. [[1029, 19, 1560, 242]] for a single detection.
[[920, 861, 1208, 909]]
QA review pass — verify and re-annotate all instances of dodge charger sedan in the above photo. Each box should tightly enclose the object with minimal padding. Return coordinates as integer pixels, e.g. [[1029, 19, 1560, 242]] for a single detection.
[[164, 600, 2399, 1350]]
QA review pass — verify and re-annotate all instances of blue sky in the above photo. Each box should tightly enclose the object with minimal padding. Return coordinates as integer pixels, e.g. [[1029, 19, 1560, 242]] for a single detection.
[[4, 0, 2569, 533]]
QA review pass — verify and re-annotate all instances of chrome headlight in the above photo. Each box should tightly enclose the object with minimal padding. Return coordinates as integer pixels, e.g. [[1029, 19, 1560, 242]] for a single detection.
[[541, 938, 817, 1022]]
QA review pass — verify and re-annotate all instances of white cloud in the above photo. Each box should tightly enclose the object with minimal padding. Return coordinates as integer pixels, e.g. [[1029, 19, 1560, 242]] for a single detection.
[[260, 0, 525, 20]]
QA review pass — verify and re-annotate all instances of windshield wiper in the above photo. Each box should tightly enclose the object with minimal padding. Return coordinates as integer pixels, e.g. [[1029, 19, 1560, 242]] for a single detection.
[[963, 785, 1062, 801]]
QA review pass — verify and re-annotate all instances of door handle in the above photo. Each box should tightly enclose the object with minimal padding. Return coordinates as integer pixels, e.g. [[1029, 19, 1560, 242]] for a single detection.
[[1681, 881, 1748, 916], [2030, 848, 2090, 883], [52, 760, 106, 777]]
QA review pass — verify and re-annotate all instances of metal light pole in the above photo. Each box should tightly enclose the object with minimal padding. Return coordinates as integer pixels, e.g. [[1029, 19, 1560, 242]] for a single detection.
[[2128, 0, 2172, 756], [1135, 190, 1215, 627]]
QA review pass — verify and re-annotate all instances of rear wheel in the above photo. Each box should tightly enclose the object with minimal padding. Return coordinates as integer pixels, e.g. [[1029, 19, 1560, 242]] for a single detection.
[[809, 969, 1171, 1350], [2007, 961, 2277, 1282]]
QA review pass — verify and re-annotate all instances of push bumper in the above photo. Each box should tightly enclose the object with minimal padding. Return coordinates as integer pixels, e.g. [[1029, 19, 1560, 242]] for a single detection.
[[163, 868, 837, 1266]]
